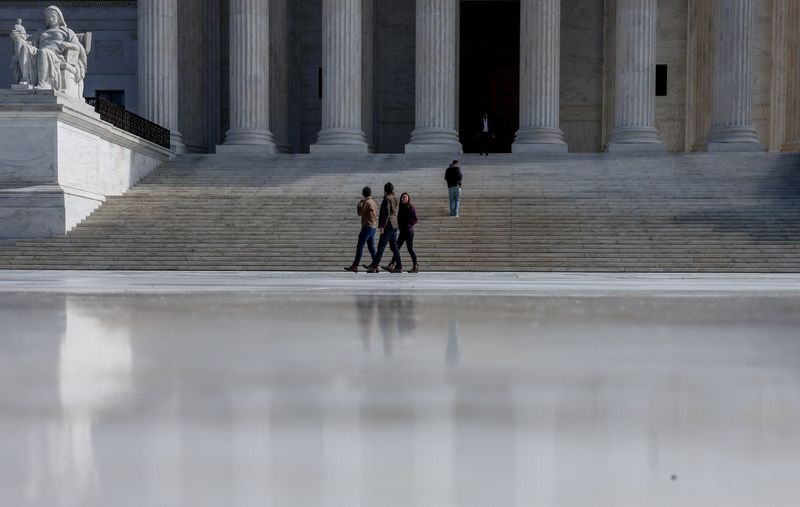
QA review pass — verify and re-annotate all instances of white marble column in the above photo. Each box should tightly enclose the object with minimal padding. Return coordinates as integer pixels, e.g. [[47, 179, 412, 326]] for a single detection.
[[405, 0, 462, 153], [607, 0, 665, 153], [310, 0, 369, 154], [706, 0, 762, 151], [362, 0, 376, 151], [786, 0, 800, 150], [220, 0, 277, 154], [270, 0, 290, 153], [513, 0, 567, 153], [138, 0, 184, 153]]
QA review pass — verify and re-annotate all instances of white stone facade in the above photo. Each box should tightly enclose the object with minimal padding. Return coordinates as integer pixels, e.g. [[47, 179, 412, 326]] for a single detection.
[[1, 0, 798, 154]]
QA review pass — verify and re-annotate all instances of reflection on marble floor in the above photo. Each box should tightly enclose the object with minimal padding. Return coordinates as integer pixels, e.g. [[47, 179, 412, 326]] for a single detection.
[[1, 291, 799, 506]]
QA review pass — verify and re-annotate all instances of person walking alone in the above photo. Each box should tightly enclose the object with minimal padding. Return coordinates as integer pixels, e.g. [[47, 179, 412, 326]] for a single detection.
[[365, 182, 401, 273], [344, 186, 378, 273], [397, 192, 419, 273], [445, 160, 462, 218]]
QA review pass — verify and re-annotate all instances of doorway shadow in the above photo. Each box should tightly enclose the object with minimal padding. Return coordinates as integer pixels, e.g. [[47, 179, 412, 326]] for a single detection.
[[459, 1, 520, 153]]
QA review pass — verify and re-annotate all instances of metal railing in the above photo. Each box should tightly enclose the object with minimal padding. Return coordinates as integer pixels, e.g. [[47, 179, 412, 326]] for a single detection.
[[85, 96, 171, 149]]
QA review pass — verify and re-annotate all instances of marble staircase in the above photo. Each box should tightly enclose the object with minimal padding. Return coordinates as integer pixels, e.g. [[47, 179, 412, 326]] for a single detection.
[[1, 152, 799, 271]]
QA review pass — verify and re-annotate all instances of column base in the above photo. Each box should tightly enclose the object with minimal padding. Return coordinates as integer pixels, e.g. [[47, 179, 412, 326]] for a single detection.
[[309, 143, 370, 154], [310, 128, 369, 154], [405, 143, 463, 153], [781, 140, 800, 152], [706, 126, 763, 152], [706, 141, 763, 152], [170, 131, 185, 154], [216, 144, 277, 155], [607, 127, 666, 153], [224, 128, 276, 144], [405, 127, 462, 153], [513, 128, 568, 153]]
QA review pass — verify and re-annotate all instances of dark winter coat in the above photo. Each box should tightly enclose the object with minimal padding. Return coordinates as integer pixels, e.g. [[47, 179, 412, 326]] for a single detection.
[[445, 165, 462, 188], [398, 203, 418, 233]]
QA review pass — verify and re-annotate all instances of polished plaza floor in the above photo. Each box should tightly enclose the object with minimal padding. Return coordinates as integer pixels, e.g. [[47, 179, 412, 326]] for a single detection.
[[1, 272, 799, 507]]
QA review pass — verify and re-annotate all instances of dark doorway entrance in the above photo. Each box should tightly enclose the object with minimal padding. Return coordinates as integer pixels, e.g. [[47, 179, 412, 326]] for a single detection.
[[460, 1, 520, 153]]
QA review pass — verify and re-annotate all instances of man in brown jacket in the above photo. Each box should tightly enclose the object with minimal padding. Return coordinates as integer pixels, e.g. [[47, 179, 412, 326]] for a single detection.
[[365, 182, 401, 273], [344, 186, 379, 272]]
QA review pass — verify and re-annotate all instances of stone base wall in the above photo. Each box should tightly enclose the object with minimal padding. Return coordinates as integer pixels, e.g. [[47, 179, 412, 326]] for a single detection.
[[0, 90, 173, 241]]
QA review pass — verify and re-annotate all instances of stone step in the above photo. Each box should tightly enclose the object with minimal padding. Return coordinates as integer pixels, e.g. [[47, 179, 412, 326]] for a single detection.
[[4, 152, 800, 271]]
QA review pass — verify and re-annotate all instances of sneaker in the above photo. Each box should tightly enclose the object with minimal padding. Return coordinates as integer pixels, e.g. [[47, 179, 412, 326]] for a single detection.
[[343, 265, 358, 273]]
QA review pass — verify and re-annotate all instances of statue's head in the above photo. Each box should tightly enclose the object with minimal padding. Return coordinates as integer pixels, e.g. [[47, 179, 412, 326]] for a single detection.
[[44, 6, 66, 28]]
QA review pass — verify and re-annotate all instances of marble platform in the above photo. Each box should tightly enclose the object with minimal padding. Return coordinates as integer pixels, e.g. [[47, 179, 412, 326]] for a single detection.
[[1, 272, 799, 506], [0, 89, 174, 241]]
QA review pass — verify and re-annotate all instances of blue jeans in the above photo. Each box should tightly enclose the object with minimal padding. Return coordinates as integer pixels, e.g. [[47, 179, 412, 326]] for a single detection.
[[352, 225, 377, 267], [373, 224, 401, 268], [448, 186, 461, 216]]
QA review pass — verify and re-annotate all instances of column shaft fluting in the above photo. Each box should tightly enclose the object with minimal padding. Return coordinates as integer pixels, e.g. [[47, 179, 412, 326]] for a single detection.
[[270, 0, 290, 152], [513, 0, 567, 153], [608, 0, 664, 152], [789, 1, 800, 146], [405, 0, 462, 153], [223, 0, 275, 151], [707, 0, 761, 151], [138, 0, 184, 152], [310, 0, 368, 153]]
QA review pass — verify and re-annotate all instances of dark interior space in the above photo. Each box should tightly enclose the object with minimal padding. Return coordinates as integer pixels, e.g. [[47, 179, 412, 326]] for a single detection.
[[460, 1, 520, 153]]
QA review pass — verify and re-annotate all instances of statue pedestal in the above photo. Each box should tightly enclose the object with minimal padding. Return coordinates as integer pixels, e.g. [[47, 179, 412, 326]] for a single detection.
[[0, 89, 174, 241]]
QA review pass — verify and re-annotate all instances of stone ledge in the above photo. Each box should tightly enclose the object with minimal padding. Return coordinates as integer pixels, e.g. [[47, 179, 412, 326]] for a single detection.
[[0, 90, 174, 160]]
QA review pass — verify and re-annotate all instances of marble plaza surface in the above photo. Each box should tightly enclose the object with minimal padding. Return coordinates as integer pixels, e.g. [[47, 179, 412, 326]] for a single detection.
[[1, 271, 800, 506]]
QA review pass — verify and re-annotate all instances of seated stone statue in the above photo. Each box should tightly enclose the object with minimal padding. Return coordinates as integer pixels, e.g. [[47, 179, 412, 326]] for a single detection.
[[10, 5, 91, 100]]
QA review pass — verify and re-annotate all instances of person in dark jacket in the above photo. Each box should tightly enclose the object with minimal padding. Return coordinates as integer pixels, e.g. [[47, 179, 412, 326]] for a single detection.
[[364, 182, 401, 273], [397, 192, 419, 273], [344, 186, 378, 273], [444, 160, 462, 217]]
